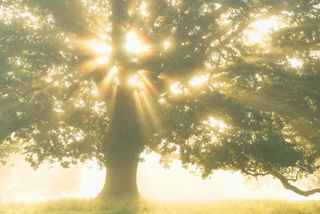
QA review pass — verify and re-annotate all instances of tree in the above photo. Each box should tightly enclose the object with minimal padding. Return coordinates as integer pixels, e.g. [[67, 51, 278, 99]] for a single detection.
[[0, 0, 320, 200]]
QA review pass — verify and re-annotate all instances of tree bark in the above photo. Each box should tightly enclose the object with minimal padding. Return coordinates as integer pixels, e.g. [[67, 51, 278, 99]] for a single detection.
[[97, 87, 143, 200], [95, 0, 144, 201], [97, 155, 140, 200], [96, 77, 144, 200]]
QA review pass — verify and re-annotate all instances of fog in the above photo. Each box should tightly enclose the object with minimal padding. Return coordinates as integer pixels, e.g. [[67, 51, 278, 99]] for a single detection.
[[0, 153, 319, 203]]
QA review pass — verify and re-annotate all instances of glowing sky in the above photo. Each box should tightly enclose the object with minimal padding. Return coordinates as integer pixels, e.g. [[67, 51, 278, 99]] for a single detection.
[[0, 153, 319, 203]]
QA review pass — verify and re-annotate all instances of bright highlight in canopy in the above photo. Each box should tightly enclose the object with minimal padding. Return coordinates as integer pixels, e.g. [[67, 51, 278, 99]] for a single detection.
[[88, 41, 112, 55], [205, 117, 229, 132], [243, 17, 281, 46], [125, 31, 150, 54], [128, 74, 144, 91], [189, 74, 209, 88], [288, 57, 303, 69]]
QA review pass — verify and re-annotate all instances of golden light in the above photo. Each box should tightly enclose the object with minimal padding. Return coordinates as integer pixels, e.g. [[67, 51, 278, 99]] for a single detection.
[[128, 74, 144, 91], [158, 97, 167, 105], [288, 57, 303, 69], [109, 66, 119, 76], [170, 82, 184, 95], [310, 50, 320, 59], [133, 90, 147, 132], [88, 41, 112, 55], [139, 91, 162, 130], [139, 70, 158, 96], [189, 74, 210, 88], [98, 66, 119, 96], [243, 17, 281, 46], [204, 117, 229, 132], [90, 86, 99, 97], [95, 55, 109, 65], [128, 71, 162, 131], [114, 77, 120, 86], [163, 40, 172, 50], [125, 31, 151, 54], [78, 39, 112, 73], [217, 11, 232, 26], [139, 1, 149, 17], [170, 0, 182, 7]]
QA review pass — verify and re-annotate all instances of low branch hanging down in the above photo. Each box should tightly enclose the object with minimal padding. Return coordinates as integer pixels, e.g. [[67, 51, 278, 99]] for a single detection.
[[272, 171, 320, 197]]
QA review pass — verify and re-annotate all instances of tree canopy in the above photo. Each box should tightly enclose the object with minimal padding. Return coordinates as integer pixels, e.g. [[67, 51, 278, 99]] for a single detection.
[[0, 0, 320, 197]]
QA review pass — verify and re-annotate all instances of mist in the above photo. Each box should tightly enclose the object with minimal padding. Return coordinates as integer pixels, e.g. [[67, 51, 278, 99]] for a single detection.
[[1, 153, 319, 203]]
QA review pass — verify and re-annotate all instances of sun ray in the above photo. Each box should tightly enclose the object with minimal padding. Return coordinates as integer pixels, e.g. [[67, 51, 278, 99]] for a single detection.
[[98, 66, 119, 96], [107, 85, 118, 119], [138, 70, 158, 96], [87, 40, 112, 55], [139, 91, 162, 130], [74, 39, 112, 74], [128, 74, 144, 92], [133, 90, 147, 129], [128, 71, 161, 132]]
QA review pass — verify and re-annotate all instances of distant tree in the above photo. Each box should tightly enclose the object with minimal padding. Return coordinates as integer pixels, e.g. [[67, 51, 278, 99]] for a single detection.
[[0, 0, 320, 200]]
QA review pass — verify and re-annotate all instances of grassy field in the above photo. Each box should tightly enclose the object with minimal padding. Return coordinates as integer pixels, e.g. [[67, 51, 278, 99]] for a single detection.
[[0, 200, 319, 214]]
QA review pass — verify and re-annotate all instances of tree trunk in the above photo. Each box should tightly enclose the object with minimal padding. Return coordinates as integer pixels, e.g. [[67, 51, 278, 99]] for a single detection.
[[95, 0, 144, 201], [97, 155, 140, 200], [96, 79, 144, 201]]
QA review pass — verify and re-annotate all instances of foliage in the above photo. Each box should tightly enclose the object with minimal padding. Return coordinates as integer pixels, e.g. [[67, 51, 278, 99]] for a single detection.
[[0, 0, 319, 196]]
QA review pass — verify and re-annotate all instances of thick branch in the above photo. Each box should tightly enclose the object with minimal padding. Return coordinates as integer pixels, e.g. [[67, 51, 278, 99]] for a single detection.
[[272, 171, 320, 196]]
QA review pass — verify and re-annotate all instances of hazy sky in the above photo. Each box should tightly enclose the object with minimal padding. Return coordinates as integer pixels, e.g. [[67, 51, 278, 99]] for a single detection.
[[0, 153, 319, 203]]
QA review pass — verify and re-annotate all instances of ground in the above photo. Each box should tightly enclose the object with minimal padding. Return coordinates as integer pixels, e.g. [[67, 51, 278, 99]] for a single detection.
[[0, 200, 320, 214]]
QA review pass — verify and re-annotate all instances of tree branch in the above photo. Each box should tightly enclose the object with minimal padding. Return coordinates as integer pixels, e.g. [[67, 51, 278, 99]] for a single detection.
[[241, 169, 268, 177], [272, 171, 320, 196]]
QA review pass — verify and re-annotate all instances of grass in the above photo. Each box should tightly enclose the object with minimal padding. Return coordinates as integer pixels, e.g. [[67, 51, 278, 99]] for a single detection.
[[0, 200, 319, 214]]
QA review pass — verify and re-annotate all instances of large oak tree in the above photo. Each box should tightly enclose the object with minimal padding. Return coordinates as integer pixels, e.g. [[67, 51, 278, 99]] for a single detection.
[[0, 0, 320, 199]]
